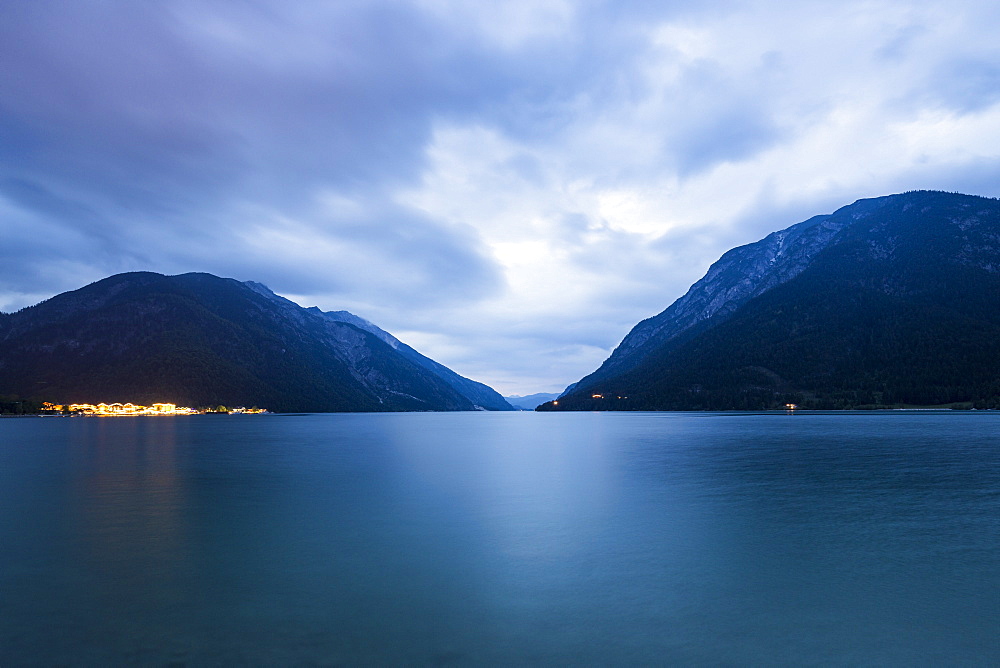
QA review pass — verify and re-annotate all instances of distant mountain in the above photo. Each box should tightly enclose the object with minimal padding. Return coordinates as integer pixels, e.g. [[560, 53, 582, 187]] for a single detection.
[[0, 272, 509, 412], [245, 282, 512, 411], [542, 191, 1000, 411], [311, 311, 512, 410], [504, 393, 559, 410]]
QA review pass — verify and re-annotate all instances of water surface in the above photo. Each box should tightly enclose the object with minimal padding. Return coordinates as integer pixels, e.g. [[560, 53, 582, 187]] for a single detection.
[[2, 411, 998, 664]]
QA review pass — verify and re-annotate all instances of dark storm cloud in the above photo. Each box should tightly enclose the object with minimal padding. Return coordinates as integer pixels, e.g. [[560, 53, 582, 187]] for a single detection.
[[662, 57, 788, 177], [0, 0, 707, 313], [0, 0, 537, 302], [672, 107, 783, 177], [221, 200, 506, 307]]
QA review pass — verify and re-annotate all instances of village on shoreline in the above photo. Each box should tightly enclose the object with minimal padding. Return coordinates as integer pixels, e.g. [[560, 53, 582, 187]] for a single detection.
[[40, 402, 268, 416]]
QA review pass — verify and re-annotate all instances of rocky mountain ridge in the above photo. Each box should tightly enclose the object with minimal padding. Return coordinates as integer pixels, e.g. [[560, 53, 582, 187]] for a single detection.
[[545, 191, 1000, 410], [577, 198, 904, 388], [245, 281, 512, 410], [0, 272, 509, 412]]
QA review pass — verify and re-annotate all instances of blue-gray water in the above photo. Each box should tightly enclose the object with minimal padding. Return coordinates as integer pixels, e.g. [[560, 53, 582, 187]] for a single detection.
[[2, 411, 998, 665]]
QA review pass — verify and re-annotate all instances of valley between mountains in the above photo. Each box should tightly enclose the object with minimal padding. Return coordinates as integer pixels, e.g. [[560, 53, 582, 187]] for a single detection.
[[4, 190, 1000, 413]]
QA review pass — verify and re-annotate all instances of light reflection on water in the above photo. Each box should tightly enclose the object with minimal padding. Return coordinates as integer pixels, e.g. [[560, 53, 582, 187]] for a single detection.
[[72, 417, 186, 575], [1, 411, 999, 665]]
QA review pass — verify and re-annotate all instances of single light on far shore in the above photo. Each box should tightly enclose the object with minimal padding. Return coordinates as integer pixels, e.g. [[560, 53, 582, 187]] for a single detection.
[[553, 401, 558, 405], [785, 403, 798, 410], [592, 394, 603, 399]]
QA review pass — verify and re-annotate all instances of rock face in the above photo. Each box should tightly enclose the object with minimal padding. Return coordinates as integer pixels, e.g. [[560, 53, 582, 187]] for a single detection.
[[0, 272, 508, 412], [245, 281, 513, 411], [544, 191, 1000, 410]]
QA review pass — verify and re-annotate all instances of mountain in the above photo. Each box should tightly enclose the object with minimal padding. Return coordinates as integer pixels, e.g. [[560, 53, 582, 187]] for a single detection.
[[542, 191, 1000, 411], [312, 312, 512, 410], [244, 282, 512, 411], [0, 272, 509, 412], [504, 393, 560, 410]]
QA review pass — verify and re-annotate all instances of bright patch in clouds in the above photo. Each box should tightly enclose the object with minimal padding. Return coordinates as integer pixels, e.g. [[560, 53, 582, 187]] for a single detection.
[[4, 0, 1000, 393]]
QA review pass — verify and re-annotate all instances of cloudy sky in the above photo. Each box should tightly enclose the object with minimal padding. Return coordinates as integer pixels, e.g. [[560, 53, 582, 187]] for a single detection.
[[4, 0, 1000, 394]]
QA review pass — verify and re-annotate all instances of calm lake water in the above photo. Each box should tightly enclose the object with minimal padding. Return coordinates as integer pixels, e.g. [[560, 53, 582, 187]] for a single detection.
[[1, 411, 998, 665]]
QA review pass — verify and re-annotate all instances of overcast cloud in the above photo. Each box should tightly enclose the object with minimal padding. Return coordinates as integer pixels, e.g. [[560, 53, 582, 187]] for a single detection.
[[4, 0, 1000, 394]]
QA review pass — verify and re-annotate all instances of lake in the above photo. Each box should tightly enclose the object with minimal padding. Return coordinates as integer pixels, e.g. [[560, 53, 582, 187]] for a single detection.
[[2, 411, 998, 665]]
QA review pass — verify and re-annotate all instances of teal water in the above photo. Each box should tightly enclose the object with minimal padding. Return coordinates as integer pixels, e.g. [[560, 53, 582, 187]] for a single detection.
[[1, 411, 998, 665]]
